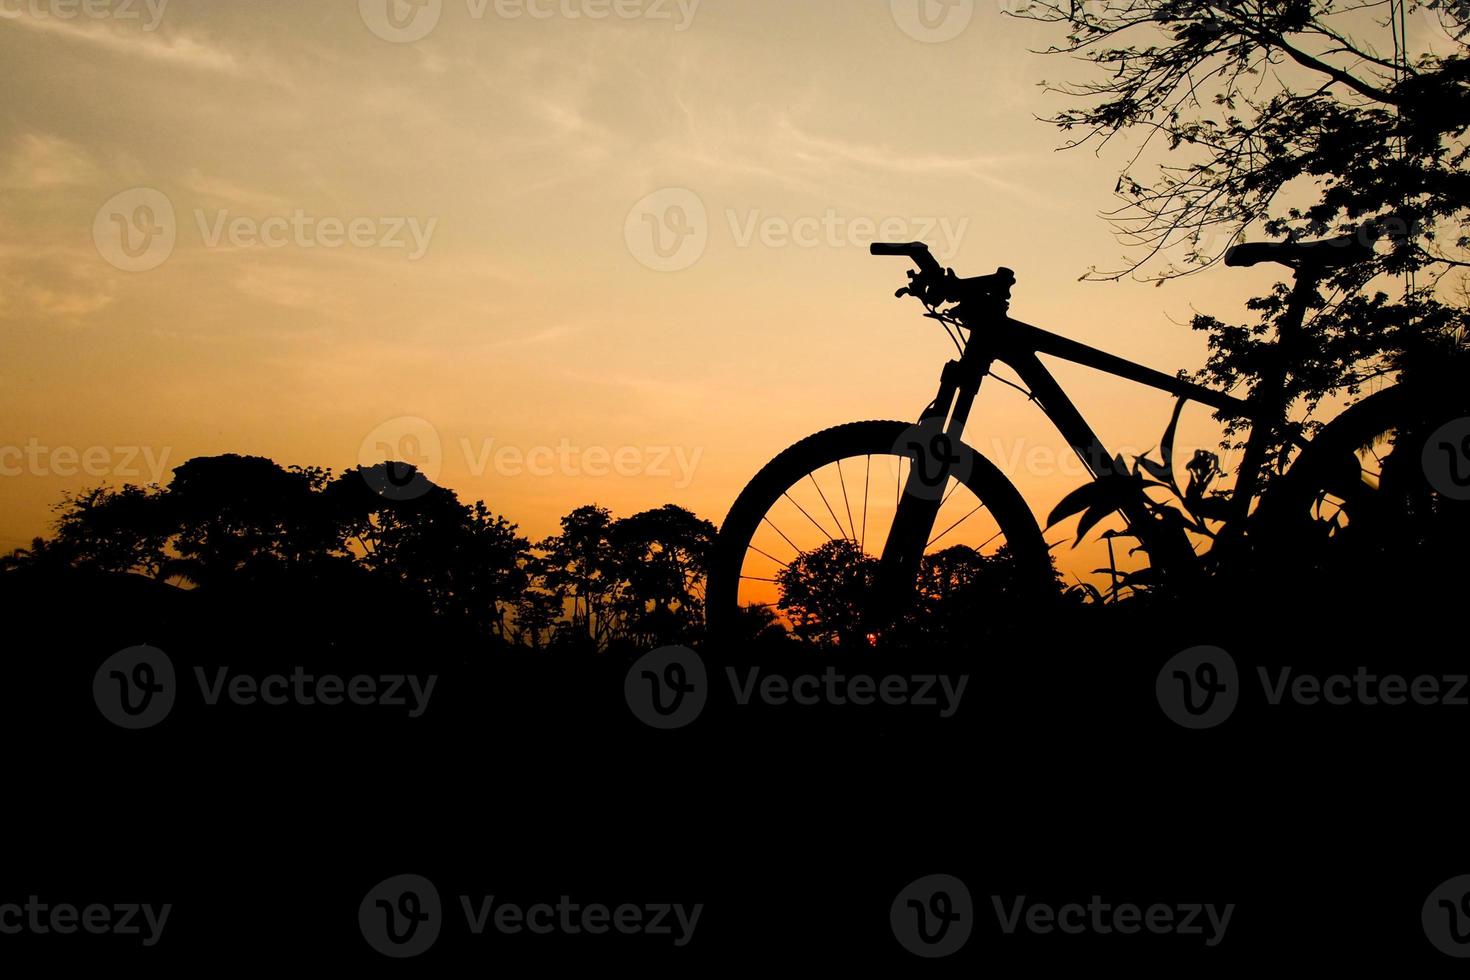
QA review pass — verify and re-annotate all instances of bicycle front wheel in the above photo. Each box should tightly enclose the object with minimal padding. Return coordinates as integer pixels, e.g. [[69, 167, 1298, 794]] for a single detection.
[[705, 420, 1054, 647]]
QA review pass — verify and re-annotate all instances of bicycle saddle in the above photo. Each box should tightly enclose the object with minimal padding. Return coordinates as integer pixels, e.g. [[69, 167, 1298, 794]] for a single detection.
[[1224, 233, 1376, 271]]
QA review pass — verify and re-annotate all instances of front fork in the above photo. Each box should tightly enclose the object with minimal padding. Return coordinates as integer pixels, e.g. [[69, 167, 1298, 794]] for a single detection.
[[873, 350, 992, 620]]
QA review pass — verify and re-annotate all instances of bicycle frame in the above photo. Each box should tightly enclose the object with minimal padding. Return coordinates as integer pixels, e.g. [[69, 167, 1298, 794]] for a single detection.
[[877, 306, 1286, 601], [869, 253, 1334, 614]]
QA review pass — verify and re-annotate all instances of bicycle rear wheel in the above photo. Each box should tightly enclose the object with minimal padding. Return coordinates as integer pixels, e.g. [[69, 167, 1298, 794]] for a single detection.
[[1260, 379, 1470, 577], [705, 420, 1054, 647]]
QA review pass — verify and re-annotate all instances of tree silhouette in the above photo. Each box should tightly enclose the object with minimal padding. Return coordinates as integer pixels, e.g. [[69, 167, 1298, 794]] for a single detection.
[[775, 539, 877, 648], [607, 504, 716, 649], [164, 455, 341, 586], [1023, 0, 1470, 481], [1, 455, 537, 647], [17, 483, 172, 577], [535, 504, 619, 650], [326, 464, 530, 641], [533, 503, 716, 652]]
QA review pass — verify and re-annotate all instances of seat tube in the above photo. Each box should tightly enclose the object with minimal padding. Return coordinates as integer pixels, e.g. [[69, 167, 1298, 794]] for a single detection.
[[1228, 269, 1317, 529]]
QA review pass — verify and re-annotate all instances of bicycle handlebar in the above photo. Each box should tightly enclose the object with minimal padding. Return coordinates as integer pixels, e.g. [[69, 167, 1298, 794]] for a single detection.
[[872, 241, 1015, 316]]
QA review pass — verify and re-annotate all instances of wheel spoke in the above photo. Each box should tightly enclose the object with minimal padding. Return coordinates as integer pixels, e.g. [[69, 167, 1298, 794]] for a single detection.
[[928, 501, 989, 549], [746, 544, 790, 569], [837, 459, 857, 547], [782, 491, 840, 542], [861, 456, 870, 555], [761, 516, 802, 556], [808, 472, 851, 541], [939, 477, 961, 509]]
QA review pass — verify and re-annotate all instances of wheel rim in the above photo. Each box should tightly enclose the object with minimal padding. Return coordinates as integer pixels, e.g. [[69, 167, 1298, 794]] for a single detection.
[[708, 422, 1051, 646]]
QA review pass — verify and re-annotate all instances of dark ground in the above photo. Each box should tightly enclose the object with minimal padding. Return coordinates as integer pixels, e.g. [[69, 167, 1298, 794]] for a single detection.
[[1, 566, 1464, 970]]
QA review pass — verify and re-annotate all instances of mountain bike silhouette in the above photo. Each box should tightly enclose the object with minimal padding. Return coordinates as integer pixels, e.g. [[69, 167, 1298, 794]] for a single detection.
[[706, 228, 1470, 641]]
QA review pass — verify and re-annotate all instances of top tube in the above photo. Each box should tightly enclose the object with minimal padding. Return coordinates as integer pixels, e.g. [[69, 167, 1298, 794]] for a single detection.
[[998, 317, 1253, 419]]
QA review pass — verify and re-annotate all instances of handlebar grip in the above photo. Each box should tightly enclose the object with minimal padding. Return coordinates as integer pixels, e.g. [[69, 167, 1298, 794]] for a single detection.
[[870, 241, 942, 274]]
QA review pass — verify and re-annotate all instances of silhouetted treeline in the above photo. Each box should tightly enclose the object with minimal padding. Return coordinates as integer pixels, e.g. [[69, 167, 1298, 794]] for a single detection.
[[0, 454, 716, 655]]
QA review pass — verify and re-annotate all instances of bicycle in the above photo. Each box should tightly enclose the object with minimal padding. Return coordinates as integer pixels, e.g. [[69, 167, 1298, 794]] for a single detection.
[[705, 231, 1470, 643]]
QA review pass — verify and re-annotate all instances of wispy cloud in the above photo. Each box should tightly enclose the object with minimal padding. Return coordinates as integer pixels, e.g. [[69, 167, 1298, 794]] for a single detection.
[[0, 133, 100, 190], [0, 11, 238, 73]]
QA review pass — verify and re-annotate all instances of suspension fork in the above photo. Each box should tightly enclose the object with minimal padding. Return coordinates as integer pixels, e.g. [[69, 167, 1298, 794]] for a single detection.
[[873, 343, 994, 617]]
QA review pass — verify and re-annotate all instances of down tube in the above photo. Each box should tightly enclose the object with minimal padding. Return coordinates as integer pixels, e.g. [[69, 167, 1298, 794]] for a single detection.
[[1004, 350, 1125, 482], [1001, 350, 1200, 574]]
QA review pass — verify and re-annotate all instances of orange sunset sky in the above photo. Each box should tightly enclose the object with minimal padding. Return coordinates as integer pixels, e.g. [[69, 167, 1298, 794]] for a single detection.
[[1, 0, 1458, 586]]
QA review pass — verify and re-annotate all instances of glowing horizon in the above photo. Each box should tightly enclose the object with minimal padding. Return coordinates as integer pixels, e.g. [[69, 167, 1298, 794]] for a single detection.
[[3, 0, 1447, 587]]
